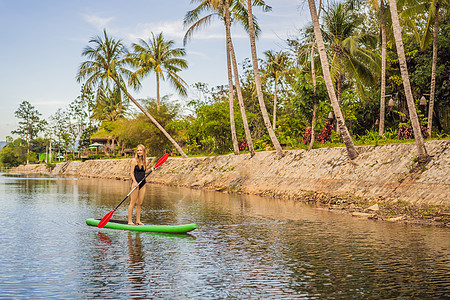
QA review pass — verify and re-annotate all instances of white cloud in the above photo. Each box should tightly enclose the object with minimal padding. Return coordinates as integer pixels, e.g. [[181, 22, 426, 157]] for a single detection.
[[127, 20, 185, 41], [126, 20, 227, 43], [83, 14, 115, 31]]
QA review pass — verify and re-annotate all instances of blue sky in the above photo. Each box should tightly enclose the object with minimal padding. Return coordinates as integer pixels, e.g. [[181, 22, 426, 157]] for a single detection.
[[0, 0, 310, 141]]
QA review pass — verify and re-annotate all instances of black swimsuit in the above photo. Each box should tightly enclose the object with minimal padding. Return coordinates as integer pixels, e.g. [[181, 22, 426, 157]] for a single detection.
[[134, 164, 146, 189]]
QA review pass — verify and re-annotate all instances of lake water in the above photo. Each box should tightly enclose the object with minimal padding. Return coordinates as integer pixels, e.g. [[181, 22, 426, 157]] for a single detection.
[[0, 173, 449, 299]]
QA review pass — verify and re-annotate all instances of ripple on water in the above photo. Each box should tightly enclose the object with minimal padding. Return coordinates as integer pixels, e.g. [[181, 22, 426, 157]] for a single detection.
[[0, 175, 449, 299]]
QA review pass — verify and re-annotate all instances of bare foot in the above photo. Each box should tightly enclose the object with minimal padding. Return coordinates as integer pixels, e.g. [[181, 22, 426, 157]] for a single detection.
[[128, 222, 135, 225], [137, 222, 144, 225]]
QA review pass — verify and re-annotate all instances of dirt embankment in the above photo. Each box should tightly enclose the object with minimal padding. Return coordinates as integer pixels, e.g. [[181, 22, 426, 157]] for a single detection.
[[12, 140, 450, 226]]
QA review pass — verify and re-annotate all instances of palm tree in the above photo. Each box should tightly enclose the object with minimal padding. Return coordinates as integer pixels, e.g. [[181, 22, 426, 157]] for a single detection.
[[92, 86, 127, 121], [379, 0, 388, 135], [262, 50, 292, 130], [365, 0, 390, 135], [128, 32, 188, 110], [349, 0, 389, 135], [224, 0, 256, 156], [226, 36, 240, 155], [426, 0, 439, 136], [421, 0, 447, 136], [307, 0, 359, 159], [245, 0, 284, 158], [310, 0, 322, 150], [400, 0, 448, 136], [184, 0, 257, 156], [294, 22, 322, 150], [77, 30, 188, 158], [184, 0, 238, 155], [387, 0, 429, 163], [321, 3, 380, 109]]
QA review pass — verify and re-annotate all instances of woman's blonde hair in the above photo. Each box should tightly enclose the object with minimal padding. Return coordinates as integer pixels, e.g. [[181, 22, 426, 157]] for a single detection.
[[135, 144, 147, 170]]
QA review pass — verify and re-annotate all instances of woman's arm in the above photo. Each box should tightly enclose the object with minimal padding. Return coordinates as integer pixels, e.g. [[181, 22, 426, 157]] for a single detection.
[[130, 159, 138, 187]]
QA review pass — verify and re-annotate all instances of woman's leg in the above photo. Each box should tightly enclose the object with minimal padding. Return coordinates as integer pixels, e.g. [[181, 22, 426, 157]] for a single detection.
[[135, 184, 146, 225], [128, 187, 139, 224]]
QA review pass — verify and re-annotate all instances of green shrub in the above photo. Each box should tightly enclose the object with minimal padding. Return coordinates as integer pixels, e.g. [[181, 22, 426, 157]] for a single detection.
[[86, 154, 106, 160]]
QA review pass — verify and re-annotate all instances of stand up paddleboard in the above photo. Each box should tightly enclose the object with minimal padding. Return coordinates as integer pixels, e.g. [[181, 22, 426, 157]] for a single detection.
[[86, 218, 197, 234]]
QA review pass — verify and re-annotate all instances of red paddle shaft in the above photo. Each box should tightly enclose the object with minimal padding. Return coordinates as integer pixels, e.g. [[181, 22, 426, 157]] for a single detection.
[[97, 153, 169, 228]]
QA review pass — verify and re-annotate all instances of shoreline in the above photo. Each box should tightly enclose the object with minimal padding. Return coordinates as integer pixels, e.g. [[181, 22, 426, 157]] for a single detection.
[[10, 140, 450, 227]]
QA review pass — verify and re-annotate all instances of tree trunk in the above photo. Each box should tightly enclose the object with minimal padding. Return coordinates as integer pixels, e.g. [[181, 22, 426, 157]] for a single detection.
[[228, 38, 256, 157], [307, 0, 359, 159], [309, 0, 322, 151], [336, 74, 342, 135], [226, 0, 255, 157], [379, 0, 387, 135], [309, 101, 317, 151], [224, 0, 241, 155], [388, 0, 429, 162], [246, 0, 284, 158], [26, 119, 30, 164], [49, 139, 52, 163], [117, 79, 188, 158], [272, 76, 278, 130], [156, 72, 160, 110], [428, 2, 439, 136], [224, 7, 239, 155], [309, 41, 317, 150], [226, 46, 240, 155]]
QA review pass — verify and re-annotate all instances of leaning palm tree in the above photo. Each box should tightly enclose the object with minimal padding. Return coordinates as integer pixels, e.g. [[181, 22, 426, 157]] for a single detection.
[[262, 50, 292, 130], [184, 0, 259, 157], [307, 0, 359, 159], [76, 30, 188, 158], [128, 32, 188, 111], [387, 0, 428, 163], [245, 0, 284, 158]]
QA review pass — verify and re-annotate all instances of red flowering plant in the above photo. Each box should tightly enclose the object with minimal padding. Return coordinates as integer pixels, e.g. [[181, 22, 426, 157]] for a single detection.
[[397, 124, 429, 140], [317, 122, 334, 143], [301, 127, 312, 145], [238, 140, 248, 151]]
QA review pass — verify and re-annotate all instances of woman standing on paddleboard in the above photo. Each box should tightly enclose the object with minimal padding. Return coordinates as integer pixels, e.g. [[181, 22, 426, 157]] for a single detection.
[[128, 144, 147, 225]]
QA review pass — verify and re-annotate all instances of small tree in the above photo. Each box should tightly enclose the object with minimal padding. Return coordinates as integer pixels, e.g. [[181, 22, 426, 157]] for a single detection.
[[0, 137, 27, 167], [11, 101, 47, 164], [49, 109, 71, 161]]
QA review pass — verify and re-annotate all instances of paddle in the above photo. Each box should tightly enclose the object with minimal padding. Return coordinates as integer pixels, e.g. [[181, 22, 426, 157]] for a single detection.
[[97, 153, 169, 228]]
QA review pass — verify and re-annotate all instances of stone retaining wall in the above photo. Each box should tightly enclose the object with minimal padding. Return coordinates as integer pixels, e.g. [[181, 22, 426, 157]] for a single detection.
[[11, 140, 450, 207]]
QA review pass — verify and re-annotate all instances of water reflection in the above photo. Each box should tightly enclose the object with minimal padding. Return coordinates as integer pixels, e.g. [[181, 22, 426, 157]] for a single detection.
[[0, 173, 449, 299], [127, 232, 147, 299]]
